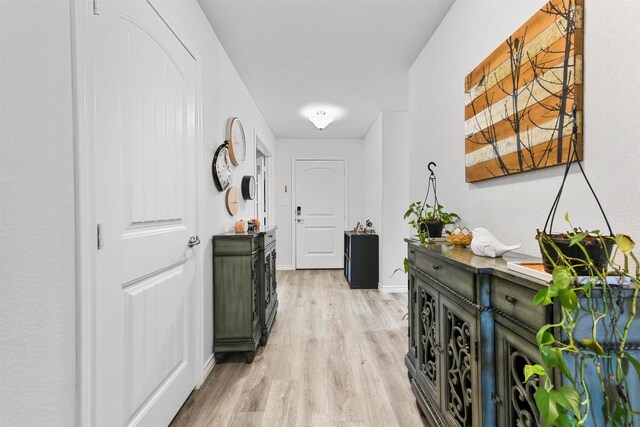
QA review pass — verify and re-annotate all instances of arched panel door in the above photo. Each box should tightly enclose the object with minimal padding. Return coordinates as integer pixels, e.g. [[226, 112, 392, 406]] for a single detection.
[[295, 160, 345, 269]]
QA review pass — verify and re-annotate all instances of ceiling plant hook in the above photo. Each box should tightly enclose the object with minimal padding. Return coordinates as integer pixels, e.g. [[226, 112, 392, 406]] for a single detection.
[[427, 161, 437, 175], [422, 162, 439, 216]]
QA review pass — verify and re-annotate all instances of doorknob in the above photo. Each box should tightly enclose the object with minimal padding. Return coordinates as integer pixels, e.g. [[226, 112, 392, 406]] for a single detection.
[[188, 236, 201, 247], [296, 218, 304, 223]]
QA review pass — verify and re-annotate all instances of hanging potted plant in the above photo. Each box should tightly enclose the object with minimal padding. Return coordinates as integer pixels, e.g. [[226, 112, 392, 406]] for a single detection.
[[526, 230, 639, 426], [536, 105, 615, 275], [525, 105, 640, 425], [404, 162, 459, 244]]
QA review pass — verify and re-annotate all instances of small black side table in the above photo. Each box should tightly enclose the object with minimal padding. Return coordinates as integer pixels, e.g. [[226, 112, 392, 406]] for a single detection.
[[344, 232, 379, 289]]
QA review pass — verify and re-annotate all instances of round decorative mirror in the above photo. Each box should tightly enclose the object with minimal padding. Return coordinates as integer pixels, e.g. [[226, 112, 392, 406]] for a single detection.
[[226, 117, 246, 166]]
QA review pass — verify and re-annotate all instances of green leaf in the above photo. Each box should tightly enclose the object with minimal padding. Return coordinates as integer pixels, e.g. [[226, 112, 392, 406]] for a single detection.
[[524, 364, 547, 382], [624, 352, 640, 378], [536, 324, 554, 347], [403, 257, 409, 273], [556, 386, 581, 416], [612, 402, 629, 427], [554, 412, 578, 427], [558, 288, 578, 311], [569, 232, 588, 246], [565, 212, 570, 222], [539, 331, 555, 346], [615, 234, 635, 256], [535, 388, 559, 426], [580, 339, 605, 356], [533, 288, 553, 306], [552, 266, 572, 289], [541, 346, 574, 383]]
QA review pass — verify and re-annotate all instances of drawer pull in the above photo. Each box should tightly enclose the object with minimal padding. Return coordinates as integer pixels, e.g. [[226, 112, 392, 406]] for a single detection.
[[505, 295, 518, 305], [410, 250, 415, 254], [432, 264, 441, 271], [492, 393, 503, 405]]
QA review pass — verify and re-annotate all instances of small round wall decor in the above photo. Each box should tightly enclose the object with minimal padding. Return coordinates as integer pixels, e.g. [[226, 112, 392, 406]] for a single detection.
[[241, 175, 256, 200], [226, 117, 246, 166], [225, 187, 239, 216]]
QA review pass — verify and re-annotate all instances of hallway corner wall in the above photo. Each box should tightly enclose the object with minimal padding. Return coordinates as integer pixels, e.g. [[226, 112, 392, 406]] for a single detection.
[[363, 112, 410, 293], [0, 1, 77, 425]]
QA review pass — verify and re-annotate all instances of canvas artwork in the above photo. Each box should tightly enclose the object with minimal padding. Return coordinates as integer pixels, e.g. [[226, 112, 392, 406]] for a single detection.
[[464, 0, 584, 183]]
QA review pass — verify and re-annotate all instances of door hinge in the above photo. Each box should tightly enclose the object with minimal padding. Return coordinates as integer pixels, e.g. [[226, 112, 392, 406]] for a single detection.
[[97, 223, 104, 250], [93, 0, 100, 15]]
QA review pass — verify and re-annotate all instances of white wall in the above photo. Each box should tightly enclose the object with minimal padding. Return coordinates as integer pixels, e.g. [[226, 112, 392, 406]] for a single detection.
[[274, 139, 365, 269], [363, 113, 410, 292], [0, 1, 76, 425], [380, 112, 410, 291], [409, 0, 640, 257], [1, 1, 276, 424], [149, 0, 277, 378], [363, 115, 383, 239]]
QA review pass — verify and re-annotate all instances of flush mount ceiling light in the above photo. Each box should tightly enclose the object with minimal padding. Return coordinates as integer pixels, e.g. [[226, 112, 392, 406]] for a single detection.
[[309, 111, 334, 130]]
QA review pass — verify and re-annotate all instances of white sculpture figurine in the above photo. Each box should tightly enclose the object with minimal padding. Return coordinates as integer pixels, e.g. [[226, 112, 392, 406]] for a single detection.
[[470, 227, 521, 258]]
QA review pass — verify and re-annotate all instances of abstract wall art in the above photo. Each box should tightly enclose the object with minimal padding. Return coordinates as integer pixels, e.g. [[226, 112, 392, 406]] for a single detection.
[[464, 0, 583, 183]]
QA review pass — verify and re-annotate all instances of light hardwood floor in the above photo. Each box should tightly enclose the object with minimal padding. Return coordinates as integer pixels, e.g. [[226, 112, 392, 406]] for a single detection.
[[171, 269, 426, 427]]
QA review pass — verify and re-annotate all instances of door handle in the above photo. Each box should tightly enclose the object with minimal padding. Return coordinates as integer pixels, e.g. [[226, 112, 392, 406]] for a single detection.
[[296, 218, 305, 223], [187, 236, 201, 247]]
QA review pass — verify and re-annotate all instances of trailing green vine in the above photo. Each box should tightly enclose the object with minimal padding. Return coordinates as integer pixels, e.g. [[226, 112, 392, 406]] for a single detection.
[[525, 216, 640, 426]]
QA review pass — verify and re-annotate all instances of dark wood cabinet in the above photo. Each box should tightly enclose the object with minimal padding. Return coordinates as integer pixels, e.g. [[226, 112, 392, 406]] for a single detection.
[[407, 243, 640, 427], [344, 232, 378, 289], [212, 228, 278, 363], [406, 241, 542, 427], [259, 229, 278, 345]]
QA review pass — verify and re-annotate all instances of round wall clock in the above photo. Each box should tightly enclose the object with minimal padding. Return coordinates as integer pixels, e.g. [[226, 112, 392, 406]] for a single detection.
[[225, 187, 239, 216], [241, 175, 256, 200], [212, 143, 233, 191], [226, 117, 246, 166]]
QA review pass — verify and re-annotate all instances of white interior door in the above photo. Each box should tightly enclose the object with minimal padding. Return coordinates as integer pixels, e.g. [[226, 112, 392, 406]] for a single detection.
[[92, 2, 198, 426], [295, 160, 345, 269]]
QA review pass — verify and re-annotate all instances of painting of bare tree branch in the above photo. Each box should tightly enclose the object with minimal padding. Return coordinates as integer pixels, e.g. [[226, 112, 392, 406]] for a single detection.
[[464, 0, 583, 183]]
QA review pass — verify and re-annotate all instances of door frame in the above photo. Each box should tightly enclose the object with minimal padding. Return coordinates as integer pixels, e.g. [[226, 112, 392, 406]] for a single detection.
[[291, 156, 349, 269], [71, 1, 205, 425], [255, 132, 273, 227]]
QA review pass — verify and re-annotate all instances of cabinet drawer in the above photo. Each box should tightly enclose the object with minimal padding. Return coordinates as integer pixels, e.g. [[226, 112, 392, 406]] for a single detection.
[[263, 229, 276, 248], [491, 276, 547, 331], [414, 251, 475, 302]]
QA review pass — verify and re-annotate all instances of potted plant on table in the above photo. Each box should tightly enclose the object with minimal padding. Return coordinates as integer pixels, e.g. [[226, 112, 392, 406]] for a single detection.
[[404, 162, 459, 245], [404, 201, 459, 244]]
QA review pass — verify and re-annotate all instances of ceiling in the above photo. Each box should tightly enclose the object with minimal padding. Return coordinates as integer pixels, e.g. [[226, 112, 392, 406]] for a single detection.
[[198, 0, 455, 139]]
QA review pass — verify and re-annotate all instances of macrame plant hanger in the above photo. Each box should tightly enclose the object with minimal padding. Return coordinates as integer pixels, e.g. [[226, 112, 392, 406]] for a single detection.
[[421, 162, 439, 218], [542, 104, 614, 237]]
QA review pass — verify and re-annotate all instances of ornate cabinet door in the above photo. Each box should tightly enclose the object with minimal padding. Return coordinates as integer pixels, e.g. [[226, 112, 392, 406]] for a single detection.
[[264, 250, 272, 307], [408, 268, 418, 364], [440, 294, 479, 427], [270, 249, 277, 302], [494, 323, 542, 427], [415, 274, 442, 407], [252, 254, 260, 327]]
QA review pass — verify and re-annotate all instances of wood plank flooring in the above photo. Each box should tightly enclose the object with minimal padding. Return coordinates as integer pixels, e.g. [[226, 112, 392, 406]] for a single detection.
[[170, 269, 425, 427]]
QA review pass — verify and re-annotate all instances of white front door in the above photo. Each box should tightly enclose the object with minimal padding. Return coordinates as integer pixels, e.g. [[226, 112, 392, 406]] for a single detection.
[[295, 160, 345, 269], [92, 2, 198, 426]]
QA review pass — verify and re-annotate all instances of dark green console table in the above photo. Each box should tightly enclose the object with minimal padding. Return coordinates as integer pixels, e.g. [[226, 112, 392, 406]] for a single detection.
[[212, 227, 278, 364]]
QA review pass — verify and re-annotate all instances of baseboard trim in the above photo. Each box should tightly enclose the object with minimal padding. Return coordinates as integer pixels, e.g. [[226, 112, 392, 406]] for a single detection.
[[378, 284, 408, 293], [277, 265, 295, 271], [199, 354, 215, 388]]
